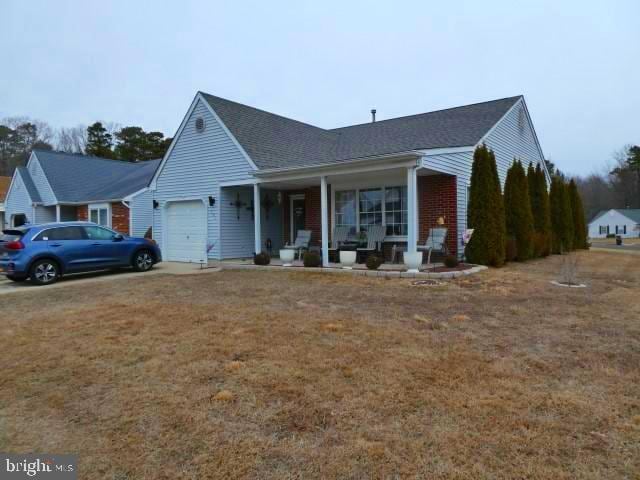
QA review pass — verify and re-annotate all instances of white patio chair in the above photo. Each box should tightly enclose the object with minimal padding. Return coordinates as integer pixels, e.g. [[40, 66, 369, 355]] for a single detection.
[[356, 225, 386, 261], [328, 226, 350, 261], [283, 230, 312, 260], [418, 227, 448, 265]]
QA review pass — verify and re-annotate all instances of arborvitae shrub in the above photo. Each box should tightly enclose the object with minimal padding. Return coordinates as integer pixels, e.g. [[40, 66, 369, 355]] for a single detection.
[[444, 255, 459, 268], [504, 160, 534, 261], [568, 179, 588, 249], [466, 145, 507, 267], [550, 177, 574, 253]]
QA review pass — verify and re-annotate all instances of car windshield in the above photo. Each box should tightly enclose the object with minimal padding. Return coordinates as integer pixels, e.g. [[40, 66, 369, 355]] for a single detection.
[[0, 229, 29, 242]]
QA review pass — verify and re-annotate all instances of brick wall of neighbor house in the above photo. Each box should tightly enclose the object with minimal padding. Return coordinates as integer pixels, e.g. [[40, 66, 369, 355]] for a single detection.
[[418, 174, 458, 256], [77, 205, 88, 221], [111, 202, 130, 234], [75, 203, 130, 235]]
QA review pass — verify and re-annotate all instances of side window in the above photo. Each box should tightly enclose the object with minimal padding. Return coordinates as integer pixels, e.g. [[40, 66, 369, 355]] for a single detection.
[[47, 227, 86, 241], [84, 226, 116, 241]]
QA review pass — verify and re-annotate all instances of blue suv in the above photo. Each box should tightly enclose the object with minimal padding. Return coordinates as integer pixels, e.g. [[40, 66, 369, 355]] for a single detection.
[[0, 222, 162, 285]]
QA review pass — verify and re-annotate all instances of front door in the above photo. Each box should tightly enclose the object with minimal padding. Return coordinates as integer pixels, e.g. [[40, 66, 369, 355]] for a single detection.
[[290, 195, 305, 241]]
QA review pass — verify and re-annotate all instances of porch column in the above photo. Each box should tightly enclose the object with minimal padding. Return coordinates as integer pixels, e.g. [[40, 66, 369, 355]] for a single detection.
[[320, 175, 329, 267], [253, 183, 261, 254], [55, 204, 61, 222], [407, 166, 418, 253]]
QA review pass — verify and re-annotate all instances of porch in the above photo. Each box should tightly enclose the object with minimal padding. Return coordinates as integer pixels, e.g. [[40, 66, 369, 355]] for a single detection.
[[220, 153, 460, 268]]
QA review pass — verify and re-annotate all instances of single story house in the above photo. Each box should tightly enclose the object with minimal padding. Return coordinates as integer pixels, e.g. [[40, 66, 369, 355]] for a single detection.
[[588, 209, 640, 238], [0, 176, 10, 229], [4, 150, 160, 236], [150, 91, 549, 265]]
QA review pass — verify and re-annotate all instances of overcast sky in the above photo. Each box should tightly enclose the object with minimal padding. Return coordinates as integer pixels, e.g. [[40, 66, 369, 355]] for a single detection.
[[1, 0, 638, 176]]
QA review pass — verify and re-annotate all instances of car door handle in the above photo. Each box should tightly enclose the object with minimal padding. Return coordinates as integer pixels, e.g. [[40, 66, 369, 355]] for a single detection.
[[50, 243, 62, 247], [91, 243, 101, 246]]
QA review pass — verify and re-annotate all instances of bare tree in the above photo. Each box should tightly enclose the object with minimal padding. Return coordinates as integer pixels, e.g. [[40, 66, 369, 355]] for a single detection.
[[56, 125, 87, 153]]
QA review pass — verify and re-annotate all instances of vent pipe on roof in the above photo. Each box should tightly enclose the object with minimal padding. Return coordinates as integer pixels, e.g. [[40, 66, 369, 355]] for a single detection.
[[371, 109, 376, 123]]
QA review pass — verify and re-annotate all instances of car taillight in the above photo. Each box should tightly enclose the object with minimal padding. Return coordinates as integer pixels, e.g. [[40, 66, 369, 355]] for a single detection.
[[5, 240, 25, 250]]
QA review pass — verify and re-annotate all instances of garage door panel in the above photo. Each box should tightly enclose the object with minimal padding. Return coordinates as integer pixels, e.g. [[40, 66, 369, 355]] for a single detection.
[[165, 200, 206, 263]]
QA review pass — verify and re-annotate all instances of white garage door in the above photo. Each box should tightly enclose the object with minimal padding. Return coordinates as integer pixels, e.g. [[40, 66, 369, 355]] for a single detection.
[[165, 200, 206, 263]]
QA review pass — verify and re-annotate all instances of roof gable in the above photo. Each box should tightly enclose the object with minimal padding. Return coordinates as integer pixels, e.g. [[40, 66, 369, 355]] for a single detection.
[[33, 150, 161, 203], [15, 167, 42, 203], [590, 209, 640, 224], [201, 93, 522, 170]]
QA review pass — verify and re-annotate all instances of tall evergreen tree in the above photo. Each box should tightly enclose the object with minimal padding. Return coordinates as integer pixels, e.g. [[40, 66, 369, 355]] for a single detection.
[[113, 126, 172, 161], [527, 163, 552, 256], [550, 177, 574, 253], [85, 122, 114, 158], [568, 179, 588, 249], [504, 160, 534, 260], [466, 145, 506, 267]]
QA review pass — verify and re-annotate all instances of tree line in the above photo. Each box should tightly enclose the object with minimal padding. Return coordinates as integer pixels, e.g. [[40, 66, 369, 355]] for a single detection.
[[466, 144, 588, 267], [0, 117, 172, 177], [574, 145, 640, 221]]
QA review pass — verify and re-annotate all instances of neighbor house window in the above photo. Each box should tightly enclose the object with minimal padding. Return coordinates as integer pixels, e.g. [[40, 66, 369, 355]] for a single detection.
[[334, 186, 407, 238], [89, 204, 110, 227]]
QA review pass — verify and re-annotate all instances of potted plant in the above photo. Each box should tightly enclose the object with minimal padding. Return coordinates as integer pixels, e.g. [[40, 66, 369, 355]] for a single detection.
[[403, 251, 423, 273], [279, 248, 295, 267]]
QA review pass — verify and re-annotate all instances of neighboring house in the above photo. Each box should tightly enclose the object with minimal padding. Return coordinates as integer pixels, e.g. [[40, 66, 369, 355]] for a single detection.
[[0, 176, 11, 229], [588, 209, 640, 238], [150, 91, 549, 264], [4, 151, 160, 236]]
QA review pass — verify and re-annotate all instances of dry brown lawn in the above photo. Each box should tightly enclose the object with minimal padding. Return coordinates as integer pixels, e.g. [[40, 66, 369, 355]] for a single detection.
[[1, 251, 639, 479]]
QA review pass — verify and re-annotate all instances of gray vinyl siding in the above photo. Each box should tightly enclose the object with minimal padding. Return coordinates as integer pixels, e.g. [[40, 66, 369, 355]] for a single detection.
[[34, 206, 56, 224], [482, 99, 545, 186], [28, 155, 57, 205], [421, 151, 473, 258], [5, 172, 34, 226], [130, 189, 153, 237], [152, 97, 255, 259], [219, 186, 255, 258]]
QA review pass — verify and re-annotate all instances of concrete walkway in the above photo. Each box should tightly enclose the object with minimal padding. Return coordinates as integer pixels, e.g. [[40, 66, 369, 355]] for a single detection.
[[0, 262, 218, 296]]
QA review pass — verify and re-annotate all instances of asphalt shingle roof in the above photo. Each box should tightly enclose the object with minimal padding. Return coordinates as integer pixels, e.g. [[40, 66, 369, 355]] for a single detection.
[[16, 167, 42, 202], [201, 93, 522, 170], [591, 209, 640, 224], [33, 150, 160, 203]]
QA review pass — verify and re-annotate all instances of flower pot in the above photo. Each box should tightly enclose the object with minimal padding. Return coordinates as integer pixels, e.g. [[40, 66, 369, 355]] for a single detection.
[[280, 249, 295, 266], [403, 251, 423, 273], [339, 250, 357, 269]]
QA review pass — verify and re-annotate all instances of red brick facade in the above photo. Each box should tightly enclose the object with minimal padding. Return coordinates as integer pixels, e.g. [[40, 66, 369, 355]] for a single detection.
[[418, 175, 458, 256], [75, 202, 130, 235], [281, 175, 458, 255]]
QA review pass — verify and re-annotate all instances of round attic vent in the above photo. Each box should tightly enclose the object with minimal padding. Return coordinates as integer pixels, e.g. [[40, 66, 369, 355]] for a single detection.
[[195, 117, 205, 132]]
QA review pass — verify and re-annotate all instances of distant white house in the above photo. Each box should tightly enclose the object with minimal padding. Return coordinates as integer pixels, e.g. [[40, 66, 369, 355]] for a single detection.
[[588, 209, 640, 238]]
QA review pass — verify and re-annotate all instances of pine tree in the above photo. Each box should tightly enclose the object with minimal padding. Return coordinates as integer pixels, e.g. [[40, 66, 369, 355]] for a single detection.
[[85, 122, 114, 158], [550, 177, 574, 253], [527, 163, 552, 256], [568, 179, 588, 249], [504, 160, 534, 260], [466, 145, 506, 267]]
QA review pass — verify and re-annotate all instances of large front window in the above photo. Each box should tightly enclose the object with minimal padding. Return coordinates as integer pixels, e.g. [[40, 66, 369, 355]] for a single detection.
[[334, 186, 407, 237]]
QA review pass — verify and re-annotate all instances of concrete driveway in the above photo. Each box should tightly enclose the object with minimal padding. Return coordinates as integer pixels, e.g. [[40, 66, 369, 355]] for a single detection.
[[0, 262, 219, 295]]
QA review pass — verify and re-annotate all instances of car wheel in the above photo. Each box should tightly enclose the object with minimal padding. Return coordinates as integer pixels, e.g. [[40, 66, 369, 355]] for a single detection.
[[30, 259, 60, 286], [6, 275, 27, 283], [132, 250, 154, 272]]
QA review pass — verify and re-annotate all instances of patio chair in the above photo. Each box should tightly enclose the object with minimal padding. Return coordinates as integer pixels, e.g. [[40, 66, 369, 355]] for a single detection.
[[356, 225, 386, 261], [283, 230, 312, 260], [418, 227, 448, 265], [328, 226, 350, 262]]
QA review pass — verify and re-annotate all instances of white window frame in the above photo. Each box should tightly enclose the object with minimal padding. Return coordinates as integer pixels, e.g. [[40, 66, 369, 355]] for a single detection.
[[331, 184, 408, 242], [88, 203, 111, 228]]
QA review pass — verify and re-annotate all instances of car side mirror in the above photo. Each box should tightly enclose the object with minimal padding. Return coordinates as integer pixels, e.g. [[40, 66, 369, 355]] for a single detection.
[[113, 234, 124, 242]]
